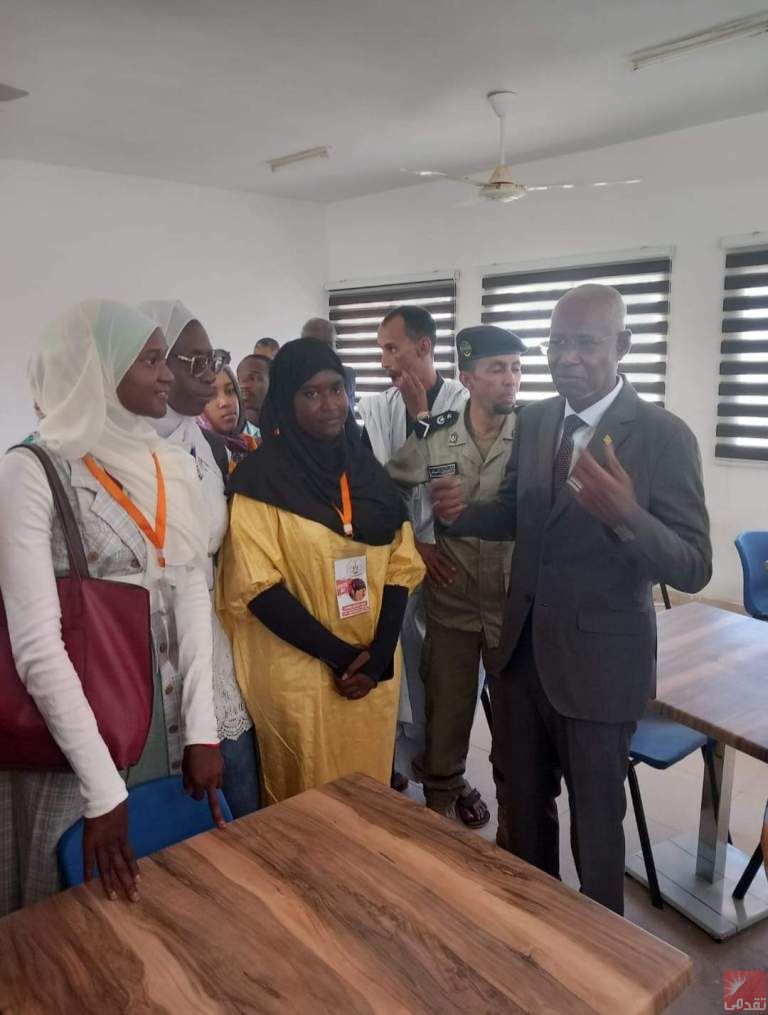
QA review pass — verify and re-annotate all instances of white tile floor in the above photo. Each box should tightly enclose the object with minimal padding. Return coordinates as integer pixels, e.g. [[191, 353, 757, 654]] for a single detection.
[[402, 704, 768, 1014]]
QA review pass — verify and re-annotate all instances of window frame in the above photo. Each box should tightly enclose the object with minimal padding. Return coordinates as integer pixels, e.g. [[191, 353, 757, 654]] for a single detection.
[[327, 276, 458, 402], [716, 245, 768, 464], [480, 253, 672, 407]]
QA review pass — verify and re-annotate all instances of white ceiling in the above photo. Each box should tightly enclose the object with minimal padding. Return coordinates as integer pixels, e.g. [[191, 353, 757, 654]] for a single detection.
[[2, 0, 768, 203]]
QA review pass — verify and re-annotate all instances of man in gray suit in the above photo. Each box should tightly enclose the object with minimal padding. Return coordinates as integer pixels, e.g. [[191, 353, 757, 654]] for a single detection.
[[431, 284, 711, 914]]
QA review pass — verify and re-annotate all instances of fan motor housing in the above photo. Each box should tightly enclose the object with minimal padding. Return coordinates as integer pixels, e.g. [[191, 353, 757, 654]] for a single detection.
[[480, 165, 527, 201]]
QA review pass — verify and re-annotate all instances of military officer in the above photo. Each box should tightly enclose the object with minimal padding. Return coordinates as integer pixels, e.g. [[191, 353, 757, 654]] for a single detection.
[[387, 325, 526, 823]]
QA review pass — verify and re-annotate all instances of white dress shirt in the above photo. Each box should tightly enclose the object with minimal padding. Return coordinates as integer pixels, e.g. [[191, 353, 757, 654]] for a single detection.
[[560, 376, 624, 475], [154, 409, 252, 741]]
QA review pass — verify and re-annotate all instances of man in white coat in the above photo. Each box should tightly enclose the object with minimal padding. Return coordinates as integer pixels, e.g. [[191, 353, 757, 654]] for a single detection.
[[358, 306, 474, 798]]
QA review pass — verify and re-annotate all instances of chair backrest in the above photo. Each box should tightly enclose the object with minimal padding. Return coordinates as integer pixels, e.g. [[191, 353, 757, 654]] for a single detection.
[[734, 531, 768, 619], [58, 775, 233, 888]]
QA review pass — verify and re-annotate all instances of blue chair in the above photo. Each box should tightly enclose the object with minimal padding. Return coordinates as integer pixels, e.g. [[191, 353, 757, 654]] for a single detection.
[[58, 775, 233, 888], [627, 584, 723, 909], [627, 718, 719, 908], [735, 531, 768, 620], [730, 533, 768, 900]]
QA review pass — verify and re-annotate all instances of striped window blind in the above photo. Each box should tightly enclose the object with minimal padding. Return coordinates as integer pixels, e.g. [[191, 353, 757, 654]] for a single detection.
[[481, 256, 671, 406], [328, 278, 457, 401], [716, 247, 768, 462]]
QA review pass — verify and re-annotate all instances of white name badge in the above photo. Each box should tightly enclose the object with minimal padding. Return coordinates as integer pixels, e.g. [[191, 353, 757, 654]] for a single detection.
[[335, 555, 370, 619]]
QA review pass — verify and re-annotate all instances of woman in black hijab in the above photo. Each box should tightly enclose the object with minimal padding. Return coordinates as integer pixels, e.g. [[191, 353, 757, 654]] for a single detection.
[[218, 339, 424, 804]]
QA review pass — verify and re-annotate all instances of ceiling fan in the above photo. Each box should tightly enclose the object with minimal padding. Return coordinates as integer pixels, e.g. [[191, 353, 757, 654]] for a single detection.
[[401, 91, 641, 205]]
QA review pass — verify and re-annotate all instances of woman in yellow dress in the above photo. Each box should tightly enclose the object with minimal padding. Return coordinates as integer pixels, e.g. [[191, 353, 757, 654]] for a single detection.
[[217, 338, 424, 804]]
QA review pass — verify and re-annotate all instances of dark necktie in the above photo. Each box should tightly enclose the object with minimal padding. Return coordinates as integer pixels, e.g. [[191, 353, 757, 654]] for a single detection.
[[552, 414, 587, 499]]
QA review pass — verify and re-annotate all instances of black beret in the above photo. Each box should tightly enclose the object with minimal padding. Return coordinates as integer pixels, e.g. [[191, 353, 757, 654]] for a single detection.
[[456, 325, 526, 363]]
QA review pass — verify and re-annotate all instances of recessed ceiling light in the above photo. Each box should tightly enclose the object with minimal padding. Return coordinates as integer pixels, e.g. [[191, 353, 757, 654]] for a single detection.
[[267, 145, 331, 172]]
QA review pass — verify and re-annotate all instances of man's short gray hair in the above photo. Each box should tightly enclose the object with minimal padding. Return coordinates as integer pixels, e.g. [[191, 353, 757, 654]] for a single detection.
[[301, 317, 337, 346]]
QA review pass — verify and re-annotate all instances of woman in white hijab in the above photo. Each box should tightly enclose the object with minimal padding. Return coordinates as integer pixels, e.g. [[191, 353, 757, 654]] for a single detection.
[[138, 300, 260, 818], [0, 300, 224, 916]]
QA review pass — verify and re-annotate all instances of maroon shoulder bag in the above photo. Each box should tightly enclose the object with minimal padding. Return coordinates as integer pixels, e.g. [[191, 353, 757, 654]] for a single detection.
[[0, 444, 154, 771]]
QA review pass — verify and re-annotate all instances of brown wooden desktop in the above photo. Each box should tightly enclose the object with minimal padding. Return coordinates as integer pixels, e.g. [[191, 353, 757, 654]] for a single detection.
[[0, 773, 692, 1013], [625, 601, 768, 939]]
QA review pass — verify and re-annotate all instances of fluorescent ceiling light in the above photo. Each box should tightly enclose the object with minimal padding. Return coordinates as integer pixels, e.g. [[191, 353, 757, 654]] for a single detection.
[[629, 13, 768, 70], [267, 145, 331, 172]]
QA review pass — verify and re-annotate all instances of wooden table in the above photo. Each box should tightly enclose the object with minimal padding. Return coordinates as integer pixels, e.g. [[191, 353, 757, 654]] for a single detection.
[[0, 774, 691, 1014], [625, 602, 768, 939]]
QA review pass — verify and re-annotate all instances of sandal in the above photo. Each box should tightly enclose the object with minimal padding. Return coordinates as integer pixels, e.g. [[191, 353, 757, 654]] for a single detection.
[[456, 787, 491, 829]]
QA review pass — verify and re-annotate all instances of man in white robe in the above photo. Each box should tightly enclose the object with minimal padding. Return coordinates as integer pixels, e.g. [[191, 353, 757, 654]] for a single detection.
[[358, 305, 467, 788]]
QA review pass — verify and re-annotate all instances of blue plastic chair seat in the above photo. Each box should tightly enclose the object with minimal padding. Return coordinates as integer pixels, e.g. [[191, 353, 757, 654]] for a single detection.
[[57, 775, 233, 888], [630, 716, 708, 770]]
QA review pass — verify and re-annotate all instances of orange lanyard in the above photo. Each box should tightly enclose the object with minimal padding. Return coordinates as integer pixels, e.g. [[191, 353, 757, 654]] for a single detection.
[[333, 472, 353, 537], [84, 453, 167, 567]]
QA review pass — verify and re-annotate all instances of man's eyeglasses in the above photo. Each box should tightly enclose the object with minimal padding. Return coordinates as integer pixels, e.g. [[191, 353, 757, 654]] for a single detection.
[[170, 348, 231, 378], [539, 334, 615, 356]]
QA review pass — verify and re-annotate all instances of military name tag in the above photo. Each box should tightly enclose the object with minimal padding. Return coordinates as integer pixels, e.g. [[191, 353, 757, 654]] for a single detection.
[[427, 462, 458, 479]]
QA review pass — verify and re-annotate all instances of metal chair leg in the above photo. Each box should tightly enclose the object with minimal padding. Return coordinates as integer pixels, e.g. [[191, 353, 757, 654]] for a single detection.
[[627, 763, 663, 909], [659, 583, 672, 610], [733, 842, 764, 900], [480, 685, 493, 735]]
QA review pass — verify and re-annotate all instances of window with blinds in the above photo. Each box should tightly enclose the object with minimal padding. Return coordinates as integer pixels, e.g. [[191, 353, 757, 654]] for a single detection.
[[481, 256, 671, 406], [716, 247, 768, 462], [328, 278, 457, 401]]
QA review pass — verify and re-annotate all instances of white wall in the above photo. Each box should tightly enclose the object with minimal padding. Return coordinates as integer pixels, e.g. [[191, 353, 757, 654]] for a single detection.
[[328, 112, 768, 604], [5, 111, 768, 603], [0, 158, 327, 445]]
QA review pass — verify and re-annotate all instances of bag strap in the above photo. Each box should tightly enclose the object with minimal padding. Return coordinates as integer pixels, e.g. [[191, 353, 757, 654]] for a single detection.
[[10, 444, 90, 579]]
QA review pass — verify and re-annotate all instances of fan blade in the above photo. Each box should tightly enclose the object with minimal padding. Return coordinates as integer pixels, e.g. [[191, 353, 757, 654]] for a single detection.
[[524, 183, 576, 192], [0, 83, 29, 102], [400, 168, 450, 178], [400, 168, 484, 187], [524, 177, 642, 192], [589, 177, 643, 187]]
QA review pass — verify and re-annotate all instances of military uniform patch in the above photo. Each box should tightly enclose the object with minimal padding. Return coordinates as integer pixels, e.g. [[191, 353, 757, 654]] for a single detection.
[[427, 462, 458, 479], [414, 409, 461, 441]]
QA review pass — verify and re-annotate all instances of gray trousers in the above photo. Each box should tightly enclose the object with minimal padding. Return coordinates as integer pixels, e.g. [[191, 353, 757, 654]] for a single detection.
[[490, 620, 635, 915]]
